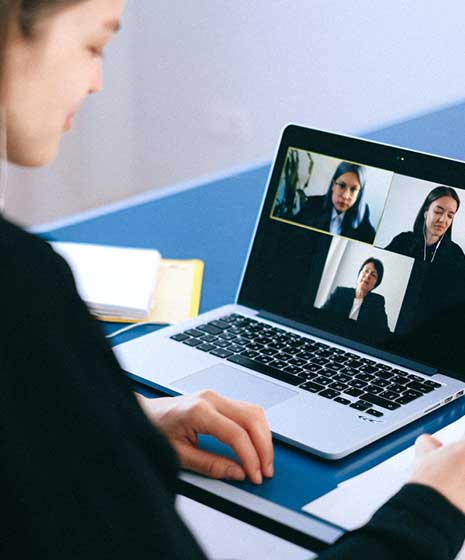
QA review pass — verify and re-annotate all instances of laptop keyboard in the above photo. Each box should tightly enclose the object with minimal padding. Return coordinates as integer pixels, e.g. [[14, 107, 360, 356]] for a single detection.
[[170, 314, 443, 418]]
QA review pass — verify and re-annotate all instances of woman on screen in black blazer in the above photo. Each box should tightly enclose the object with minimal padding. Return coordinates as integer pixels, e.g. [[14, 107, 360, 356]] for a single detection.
[[322, 257, 389, 334], [385, 186, 465, 264], [294, 161, 376, 243]]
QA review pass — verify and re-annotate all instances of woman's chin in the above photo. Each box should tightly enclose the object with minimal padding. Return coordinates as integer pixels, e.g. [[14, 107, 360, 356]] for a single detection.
[[7, 141, 59, 168]]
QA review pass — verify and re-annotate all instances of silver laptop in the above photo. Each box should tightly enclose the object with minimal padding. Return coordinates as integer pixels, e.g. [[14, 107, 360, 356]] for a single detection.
[[114, 125, 465, 459]]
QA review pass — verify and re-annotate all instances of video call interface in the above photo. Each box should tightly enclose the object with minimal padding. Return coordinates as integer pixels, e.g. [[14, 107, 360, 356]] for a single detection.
[[240, 147, 465, 373]]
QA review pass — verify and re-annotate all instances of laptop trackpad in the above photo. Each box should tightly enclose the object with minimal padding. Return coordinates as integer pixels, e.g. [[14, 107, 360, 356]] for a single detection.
[[173, 364, 297, 409]]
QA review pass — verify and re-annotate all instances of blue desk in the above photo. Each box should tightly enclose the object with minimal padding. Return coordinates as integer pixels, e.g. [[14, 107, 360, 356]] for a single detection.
[[41, 100, 465, 551]]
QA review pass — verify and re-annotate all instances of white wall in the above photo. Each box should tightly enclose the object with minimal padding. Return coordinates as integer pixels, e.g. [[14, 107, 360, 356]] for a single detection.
[[5, 0, 465, 226]]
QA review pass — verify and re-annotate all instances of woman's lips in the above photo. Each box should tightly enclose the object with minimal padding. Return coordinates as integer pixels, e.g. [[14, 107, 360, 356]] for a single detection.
[[64, 112, 75, 131]]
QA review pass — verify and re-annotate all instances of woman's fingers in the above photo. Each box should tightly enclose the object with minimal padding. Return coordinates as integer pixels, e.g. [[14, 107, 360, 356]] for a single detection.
[[193, 404, 264, 484], [211, 393, 274, 478], [175, 441, 246, 481]]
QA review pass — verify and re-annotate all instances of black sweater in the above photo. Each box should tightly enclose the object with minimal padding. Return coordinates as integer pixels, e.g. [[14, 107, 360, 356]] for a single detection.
[[1, 216, 464, 559]]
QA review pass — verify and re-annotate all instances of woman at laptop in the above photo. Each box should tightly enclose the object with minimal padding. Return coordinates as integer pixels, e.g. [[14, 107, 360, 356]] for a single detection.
[[384, 186, 465, 264], [322, 257, 390, 334], [1, 1, 465, 558], [294, 161, 376, 243]]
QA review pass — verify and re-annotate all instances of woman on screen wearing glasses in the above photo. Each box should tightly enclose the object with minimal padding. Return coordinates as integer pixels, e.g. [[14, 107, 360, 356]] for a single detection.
[[295, 161, 376, 243], [1, 1, 465, 558]]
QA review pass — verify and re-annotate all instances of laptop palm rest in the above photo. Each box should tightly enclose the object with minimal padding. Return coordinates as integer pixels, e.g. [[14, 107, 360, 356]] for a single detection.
[[172, 364, 297, 410]]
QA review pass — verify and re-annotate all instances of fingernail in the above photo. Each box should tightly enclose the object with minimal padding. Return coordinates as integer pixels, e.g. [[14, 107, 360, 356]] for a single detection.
[[254, 469, 263, 485], [226, 465, 245, 481], [265, 463, 274, 477]]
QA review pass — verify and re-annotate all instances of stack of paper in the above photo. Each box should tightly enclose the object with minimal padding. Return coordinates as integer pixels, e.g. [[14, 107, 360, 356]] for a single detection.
[[52, 242, 161, 321], [51, 241, 204, 325], [302, 414, 465, 531]]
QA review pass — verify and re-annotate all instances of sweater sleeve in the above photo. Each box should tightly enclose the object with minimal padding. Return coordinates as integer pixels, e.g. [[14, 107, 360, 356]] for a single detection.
[[0, 221, 207, 559], [318, 483, 465, 560]]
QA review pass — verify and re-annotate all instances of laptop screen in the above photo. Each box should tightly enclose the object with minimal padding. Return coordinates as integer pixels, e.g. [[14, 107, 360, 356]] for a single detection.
[[238, 126, 465, 377]]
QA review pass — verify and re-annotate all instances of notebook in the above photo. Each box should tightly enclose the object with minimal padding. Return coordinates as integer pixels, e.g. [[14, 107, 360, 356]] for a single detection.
[[52, 242, 204, 324], [114, 125, 465, 459]]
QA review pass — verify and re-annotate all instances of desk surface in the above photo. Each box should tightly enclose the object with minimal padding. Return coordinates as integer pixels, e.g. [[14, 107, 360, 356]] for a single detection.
[[42, 100, 465, 550]]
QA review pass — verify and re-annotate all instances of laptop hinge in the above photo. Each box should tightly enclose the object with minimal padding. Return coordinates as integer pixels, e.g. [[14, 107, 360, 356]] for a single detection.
[[257, 310, 437, 376]]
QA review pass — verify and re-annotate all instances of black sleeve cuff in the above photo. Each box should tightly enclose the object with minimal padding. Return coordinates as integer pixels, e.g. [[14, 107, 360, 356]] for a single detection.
[[319, 483, 465, 560]]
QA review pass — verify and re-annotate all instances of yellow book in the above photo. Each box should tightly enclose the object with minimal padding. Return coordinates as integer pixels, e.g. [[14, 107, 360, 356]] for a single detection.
[[99, 258, 204, 325]]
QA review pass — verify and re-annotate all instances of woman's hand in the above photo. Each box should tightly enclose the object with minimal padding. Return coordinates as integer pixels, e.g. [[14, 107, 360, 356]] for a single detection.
[[409, 433, 465, 513], [136, 390, 274, 485]]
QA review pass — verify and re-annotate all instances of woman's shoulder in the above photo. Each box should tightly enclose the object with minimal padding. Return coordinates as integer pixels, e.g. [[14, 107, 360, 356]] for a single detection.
[[445, 237, 465, 258], [0, 216, 70, 286], [385, 230, 415, 250]]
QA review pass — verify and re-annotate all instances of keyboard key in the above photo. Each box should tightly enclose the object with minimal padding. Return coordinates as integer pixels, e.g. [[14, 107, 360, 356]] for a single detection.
[[241, 350, 259, 359], [297, 371, 318, 380], [210, 320, 231, 330], [214, 339, 233, 348], [396, 394, 420, 405], [344, 387, 364, 397], [300, 381, 325, 393], [297, 351, 315, 361], [185, 328, 204, 337], [256, 355, 275, 365], [219, 331, 238, 341], [246, 342, 265, 352], [334, 397, 351, 405], [424, 380, 442, 389], [364, 385, 384, 395], [358, 365, 378, 374], [350, 401, 371, 411], [391, 375, 410, 385], [284, 365, 303, 375], [183, 338, 202, 347], [210, 348, 234, 358], [373, 377, 391, 388], [304, 364, 323, 373], [288, 358, 307, 367], [366, 409, 384, 417], [319, 389, 340, 399], [197, 343, 216, 352], [198, 324, 222, 335], [226, 344, 246, 354], [332, 373, 352, 384], [379, 390, 399, 400], [402, 389, 422, 400], [355, 373, 375, 383], [360, 393, 401, 410], [314, 376, 334, 386], [330, 381, 348, 392], [170, 333, 189, 342], [387, 383, 404, 394], [408, 374, 424, 382], [345, 359, 363, 368], [227, 354, 302, 386], [321, 367, 338, 377], [348, 379, 368, 389], [311, 357, 330, 367], [406, 381, 434, 394], [201, 334, 219, 343], [376, 370, 394, 380]]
